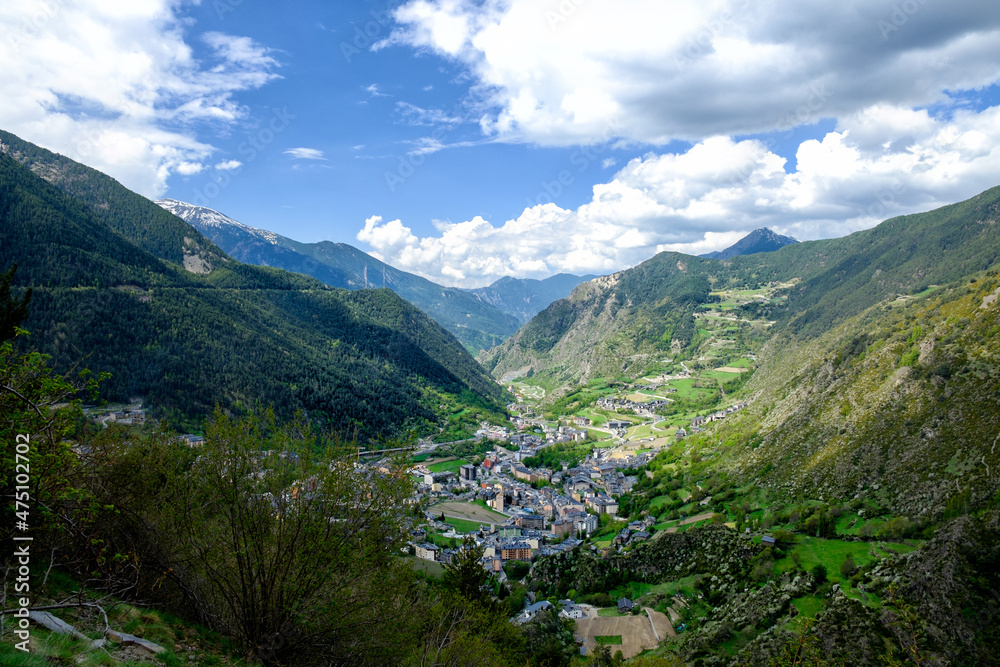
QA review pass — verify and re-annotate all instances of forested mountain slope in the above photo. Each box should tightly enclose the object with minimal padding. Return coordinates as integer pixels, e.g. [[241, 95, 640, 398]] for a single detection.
[[467, 273, 597, 324], [157, 199, 522, 352], [0, 135, 506, 437]]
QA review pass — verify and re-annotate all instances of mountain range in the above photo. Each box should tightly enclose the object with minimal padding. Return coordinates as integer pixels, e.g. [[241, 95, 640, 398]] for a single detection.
[[157, 200, 590, 352], [483, 190, 1000, 385], [0, 129, 506, 437], [479, 180, 1000, 523], [5, 124, 1000, 665]]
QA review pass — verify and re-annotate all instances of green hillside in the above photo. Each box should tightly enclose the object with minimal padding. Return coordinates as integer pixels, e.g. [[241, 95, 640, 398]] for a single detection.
[[0, 138, 506, 437], [506, 188, 1000, 666], [484, 186, 1000, 389]]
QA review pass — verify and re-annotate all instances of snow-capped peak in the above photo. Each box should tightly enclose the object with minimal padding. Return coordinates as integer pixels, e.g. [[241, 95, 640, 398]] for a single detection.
[[156, 199, 281, 245]]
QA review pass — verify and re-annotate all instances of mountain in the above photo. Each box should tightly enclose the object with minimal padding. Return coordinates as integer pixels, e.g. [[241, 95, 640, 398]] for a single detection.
[[478, 252, 720, 385], [466, 273, 597, 324], [156, 200, 521, 352], [483, 187, 1000, 385], [699, 227, 799, 259], [0, 129, 506, 438], [508, 191, 1000, 665]]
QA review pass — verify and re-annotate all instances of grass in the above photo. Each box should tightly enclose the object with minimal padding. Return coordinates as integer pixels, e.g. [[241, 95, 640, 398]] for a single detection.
[[627, 423, 654, 438], [597, 608, 624, 617], [404, 556, 446, 579], [649, 495, 673, 509], [428, 533, 460, 549], [664, 378, 716, 402], [609, 581, 675, 600], [444, 517, 482, 533], [0, 591, 244, 667], [791, 596, 825, 622], [428, 458, 470, 473], [701, 370, 742, 381], [594, 635, 623, 645], [776, 536, 903, 585]]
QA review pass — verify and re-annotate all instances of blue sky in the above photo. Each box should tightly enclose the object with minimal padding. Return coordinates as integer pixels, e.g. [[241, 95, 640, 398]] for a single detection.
[[3, 0, 1000, 286]]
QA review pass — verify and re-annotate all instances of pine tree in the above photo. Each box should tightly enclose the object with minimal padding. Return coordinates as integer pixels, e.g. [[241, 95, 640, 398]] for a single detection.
[[444, 536, 491, 605]]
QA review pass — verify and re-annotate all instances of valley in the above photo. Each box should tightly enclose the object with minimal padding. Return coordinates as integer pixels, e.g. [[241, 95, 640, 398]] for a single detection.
[[3, 125, 1000, 666]]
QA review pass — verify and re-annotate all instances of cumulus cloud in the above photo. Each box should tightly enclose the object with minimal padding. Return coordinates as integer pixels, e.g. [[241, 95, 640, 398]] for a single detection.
[[0, 0, 279, 197], [215, 159, 243, 171], [383, 0, 1000, 146], [358, 104, 1000, 287]]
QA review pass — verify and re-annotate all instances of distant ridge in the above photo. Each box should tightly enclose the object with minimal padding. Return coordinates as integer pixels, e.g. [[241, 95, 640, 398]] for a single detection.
[[156, 199, 522, 352], [467, 273, 597, 324], [699, 227, 798, 260]]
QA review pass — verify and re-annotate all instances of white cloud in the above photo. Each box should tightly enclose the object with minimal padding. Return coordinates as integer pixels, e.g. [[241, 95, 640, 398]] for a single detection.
[[396, 101, 463, 126], [0, 0, 279, 197], [383, 0, 1000, 146], [214, 159, 243, 171], [176, 161, 204, 175], [284, 147, 327, 160], [358, 104, 1000, 287]]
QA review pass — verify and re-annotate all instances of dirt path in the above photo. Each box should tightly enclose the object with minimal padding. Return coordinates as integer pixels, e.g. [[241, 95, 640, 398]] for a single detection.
[[646, 608, 675, 639], [656, 512, 716, 536]]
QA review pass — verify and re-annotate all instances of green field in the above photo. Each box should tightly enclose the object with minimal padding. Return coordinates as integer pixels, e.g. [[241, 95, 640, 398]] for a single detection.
[[775, 536, 919, 585], [595, 635, 623, 645], [701, 370, 742, 381], [428, 458, 470, 473], [444, 517, 483, 533], [427, 533, 460, 549], [609, 581, 676, 600], [597, 608, 624, 617], [626, 422, 654, 438], [665, 378, 716, 401], [403, 556, 446, 578]]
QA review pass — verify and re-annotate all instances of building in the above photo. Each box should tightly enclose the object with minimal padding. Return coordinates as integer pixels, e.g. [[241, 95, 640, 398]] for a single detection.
[[500, 542, 532, 561], [550, 519, 574, 538], [459, 464, 477, 482], [573, 513, 599, 535], [516, 514, 546, 531], [617, 597, 635, 613], [415, 543, 439, 561], [559, 601, 586, 619], [518, 600, 554, 623]]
